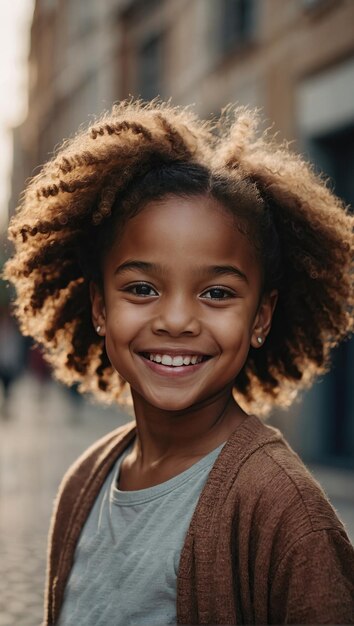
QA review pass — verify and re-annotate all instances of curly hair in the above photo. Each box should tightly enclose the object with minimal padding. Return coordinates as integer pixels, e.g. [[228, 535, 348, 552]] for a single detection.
[[4, 100, 354, 415]]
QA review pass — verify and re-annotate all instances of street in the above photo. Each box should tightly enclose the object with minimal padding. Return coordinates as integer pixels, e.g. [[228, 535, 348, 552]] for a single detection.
[[0, 374, 353, 626]]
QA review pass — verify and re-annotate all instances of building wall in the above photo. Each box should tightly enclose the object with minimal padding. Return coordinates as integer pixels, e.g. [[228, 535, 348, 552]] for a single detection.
[[10, 0, 121, 217], [116, 0, 354, 139], [14, 0, 354, 182]]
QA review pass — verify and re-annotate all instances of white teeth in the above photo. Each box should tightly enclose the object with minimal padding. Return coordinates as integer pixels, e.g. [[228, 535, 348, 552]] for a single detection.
[[172, 356, 184, 366], [148, 353, 204, 366]]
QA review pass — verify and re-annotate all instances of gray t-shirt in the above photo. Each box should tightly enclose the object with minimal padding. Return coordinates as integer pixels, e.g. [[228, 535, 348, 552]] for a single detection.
[[57, 440, 225, 626]]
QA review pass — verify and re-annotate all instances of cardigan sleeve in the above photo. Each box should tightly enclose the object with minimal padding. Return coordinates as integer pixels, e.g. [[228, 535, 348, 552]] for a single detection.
[[269, 527, 354, 624]]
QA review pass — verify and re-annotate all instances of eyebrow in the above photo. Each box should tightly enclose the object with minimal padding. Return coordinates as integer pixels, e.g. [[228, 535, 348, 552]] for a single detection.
[[114, 260, 248, 284], [114, 261, 159, 276], [209, 264, 248, 284]]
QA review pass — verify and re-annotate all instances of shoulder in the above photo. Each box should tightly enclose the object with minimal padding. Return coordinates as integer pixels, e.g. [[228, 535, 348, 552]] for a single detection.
[[222, 417, 354, 617], [269, 520, 354, 623], [215, 415, 348, 546], [192, 416, 354, 624], [56, 420, 136, 499], [49, 420, 136, 542]]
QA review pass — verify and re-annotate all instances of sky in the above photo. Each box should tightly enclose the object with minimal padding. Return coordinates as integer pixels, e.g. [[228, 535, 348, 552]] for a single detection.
[[0, 0, 35, 232]]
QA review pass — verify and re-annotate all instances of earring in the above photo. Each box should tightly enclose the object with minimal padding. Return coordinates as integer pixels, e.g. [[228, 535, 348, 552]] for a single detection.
[[96, 325, 101, 334], [257, 336, 263, 345]]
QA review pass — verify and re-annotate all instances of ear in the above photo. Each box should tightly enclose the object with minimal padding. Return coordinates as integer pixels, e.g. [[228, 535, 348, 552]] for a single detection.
[[90, 281, 106, 336], [250, 289, 278, 349]]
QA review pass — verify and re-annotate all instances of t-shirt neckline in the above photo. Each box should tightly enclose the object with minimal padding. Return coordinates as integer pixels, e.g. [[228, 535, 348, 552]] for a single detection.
[[110, 440, 226, 506]]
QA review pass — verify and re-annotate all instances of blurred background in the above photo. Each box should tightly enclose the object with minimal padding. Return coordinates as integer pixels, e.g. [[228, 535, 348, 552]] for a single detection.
[[0, 0, 353, 624]]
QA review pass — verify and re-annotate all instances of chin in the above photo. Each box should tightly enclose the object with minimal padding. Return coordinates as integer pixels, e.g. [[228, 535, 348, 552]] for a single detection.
[[140, 388, 199, 413], [152, 397, 193, 413]]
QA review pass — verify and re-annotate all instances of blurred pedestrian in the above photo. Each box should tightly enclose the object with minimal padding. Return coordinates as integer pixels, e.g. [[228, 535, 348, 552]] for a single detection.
[[26, 341, 52, 405], [4, 101, 354, 624], [28, 342, 52, 384], [0, 306, 25, 418]]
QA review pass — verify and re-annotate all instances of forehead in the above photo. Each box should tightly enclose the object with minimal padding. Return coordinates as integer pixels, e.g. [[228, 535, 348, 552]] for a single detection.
[[105, 194, 261, 283]]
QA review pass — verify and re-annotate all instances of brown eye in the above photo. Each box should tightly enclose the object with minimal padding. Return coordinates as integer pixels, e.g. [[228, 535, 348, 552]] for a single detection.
[[126, 283, 158, 297], [201, 287, 235, 300]]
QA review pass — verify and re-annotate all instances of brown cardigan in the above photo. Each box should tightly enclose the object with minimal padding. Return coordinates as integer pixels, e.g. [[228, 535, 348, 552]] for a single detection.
[[44, 415, 354, 624]]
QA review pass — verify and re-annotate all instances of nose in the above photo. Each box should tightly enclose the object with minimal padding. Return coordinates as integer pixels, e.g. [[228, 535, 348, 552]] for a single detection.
[[151, 294, 201, 337]]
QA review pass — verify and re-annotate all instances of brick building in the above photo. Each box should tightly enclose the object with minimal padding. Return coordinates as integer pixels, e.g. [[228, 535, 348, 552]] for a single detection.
[[10, 0, 354, 466]]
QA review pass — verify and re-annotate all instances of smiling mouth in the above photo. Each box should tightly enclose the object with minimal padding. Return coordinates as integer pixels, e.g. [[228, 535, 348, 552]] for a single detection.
[[140, 352, 211, 367]]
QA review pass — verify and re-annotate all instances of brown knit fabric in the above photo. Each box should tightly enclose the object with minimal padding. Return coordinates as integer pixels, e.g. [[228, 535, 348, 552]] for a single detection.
[[43, 416, 354, 625]]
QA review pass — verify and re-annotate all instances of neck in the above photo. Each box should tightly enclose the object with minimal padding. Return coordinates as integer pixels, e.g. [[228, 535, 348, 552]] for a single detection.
[[130, 387, 247, 465]]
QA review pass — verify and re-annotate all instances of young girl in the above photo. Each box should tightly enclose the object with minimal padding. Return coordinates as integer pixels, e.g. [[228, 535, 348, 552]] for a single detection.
[[4, 101, 354, 625]]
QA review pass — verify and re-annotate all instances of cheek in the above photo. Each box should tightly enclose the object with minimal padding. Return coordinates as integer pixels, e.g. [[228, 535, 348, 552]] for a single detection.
[[103, 329, 134, 384], [105, 301, 144, 336], [211, 309, 254, 350], [104, 304, 149, 363]]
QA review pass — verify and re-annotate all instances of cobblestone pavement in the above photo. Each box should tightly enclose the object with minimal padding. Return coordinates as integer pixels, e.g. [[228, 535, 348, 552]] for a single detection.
[[0, 374, 353, 625], [0, 532, 45, 626]]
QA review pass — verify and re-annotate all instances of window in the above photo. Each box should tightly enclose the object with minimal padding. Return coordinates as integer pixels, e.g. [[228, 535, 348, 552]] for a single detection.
[[67, 0, 96, 41], [308, 124, 354, 460], [42, 0, 57, 9], [219, 0, 256, 54], [302, 0, 326, 7], [137, 33, 163, 100], [302, 0, 335, 12]]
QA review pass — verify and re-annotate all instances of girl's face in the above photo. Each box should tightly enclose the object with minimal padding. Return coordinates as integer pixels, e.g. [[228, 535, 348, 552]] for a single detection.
[[91, 194, 276, 413]]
